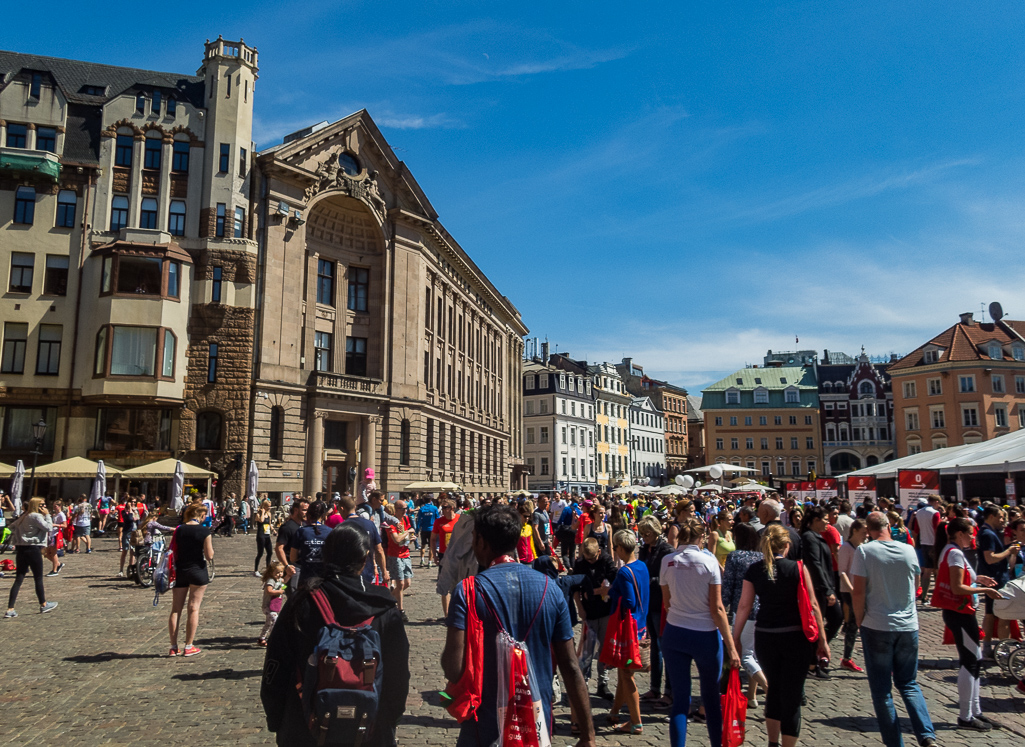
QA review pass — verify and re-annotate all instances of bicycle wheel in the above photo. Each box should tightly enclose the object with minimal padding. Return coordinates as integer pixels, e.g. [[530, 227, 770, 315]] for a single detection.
[[207, 559, 216, 581], [1009, 647, 1025, 680], [994, 639, 1018, 673], [136, 554, 154, 587]]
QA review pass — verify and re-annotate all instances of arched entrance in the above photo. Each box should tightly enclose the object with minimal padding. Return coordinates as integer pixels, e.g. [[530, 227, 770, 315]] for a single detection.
[[830, 452, 862, 473]]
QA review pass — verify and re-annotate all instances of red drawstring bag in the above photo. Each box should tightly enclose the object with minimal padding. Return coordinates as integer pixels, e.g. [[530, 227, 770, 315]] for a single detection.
[[720, 668, 748, 747], [599, 599, 641, 669], [795, 561, 819, 643], [441, 577, 483, 723]]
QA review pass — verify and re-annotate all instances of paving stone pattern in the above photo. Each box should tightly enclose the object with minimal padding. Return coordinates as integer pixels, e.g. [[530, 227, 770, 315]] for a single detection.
[[2, 535, 1023, 746]]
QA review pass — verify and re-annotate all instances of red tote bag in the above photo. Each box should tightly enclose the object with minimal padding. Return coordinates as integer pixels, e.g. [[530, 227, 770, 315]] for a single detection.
[[720, 668, 748, 747], [599, 600, 641, 669], [795, 561, 819, 643], [441, 577, 483, 722]]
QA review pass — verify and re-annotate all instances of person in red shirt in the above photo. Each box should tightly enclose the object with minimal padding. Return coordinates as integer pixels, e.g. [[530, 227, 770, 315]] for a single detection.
[[385, 500, 415, 621], [432, 500, 459, 616], [822, 505, 843, 573]]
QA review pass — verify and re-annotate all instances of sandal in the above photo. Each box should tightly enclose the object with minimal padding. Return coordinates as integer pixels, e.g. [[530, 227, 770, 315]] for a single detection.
[[640, 690, 660, 701], [614, 722, 643, 735], [570, 723, 580, 736], [606, 713, 622, 725]]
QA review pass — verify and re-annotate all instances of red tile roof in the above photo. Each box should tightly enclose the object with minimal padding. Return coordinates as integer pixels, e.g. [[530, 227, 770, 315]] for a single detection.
[[890, 319, 1025, 371]]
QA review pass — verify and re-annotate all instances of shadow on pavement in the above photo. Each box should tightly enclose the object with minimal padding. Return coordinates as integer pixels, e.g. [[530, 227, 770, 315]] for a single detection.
[[64, 652, 165, 663], [399, 714, 460, 730], [194, 635, 258, 651], [172, 668, 262, 681]]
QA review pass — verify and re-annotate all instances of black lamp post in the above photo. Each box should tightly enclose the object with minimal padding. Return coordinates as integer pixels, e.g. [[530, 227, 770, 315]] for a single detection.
[[28, 418, 47, 498]]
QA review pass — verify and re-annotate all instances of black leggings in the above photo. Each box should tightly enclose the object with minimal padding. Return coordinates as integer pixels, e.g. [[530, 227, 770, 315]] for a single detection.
[[8, 545, 46, 609], [942, 609, 980, 678], [755, 629, 812, 738], [254, 533, 272, 571]]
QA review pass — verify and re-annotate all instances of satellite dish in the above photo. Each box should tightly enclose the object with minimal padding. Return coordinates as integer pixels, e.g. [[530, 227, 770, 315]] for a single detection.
[[989, 302, 1004, 322]]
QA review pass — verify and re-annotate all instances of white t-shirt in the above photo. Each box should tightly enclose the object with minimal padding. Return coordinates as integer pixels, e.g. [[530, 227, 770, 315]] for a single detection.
[[942, 545, 976, 585], [914, 506, 940, 545], [838, 541, 859, 578], [834, 514, 854, 543], [74, 503, 93, 527], [550, 499, 567, 525], [660, 544, 721, 632], [51, 511, 67, 540]]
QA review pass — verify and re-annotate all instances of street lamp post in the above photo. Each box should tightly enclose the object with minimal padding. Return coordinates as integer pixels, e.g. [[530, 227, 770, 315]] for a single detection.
[[28, 418, 47, 498]]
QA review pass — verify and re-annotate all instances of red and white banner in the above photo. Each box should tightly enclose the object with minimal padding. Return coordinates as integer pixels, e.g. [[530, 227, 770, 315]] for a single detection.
[[1006, 478, 1017, 507], [815, 478, 838, 502], [784, 482, 801, 499], [848, 475, 877, 504], [898, 470, 939, 504], [800, 481, 816, 501]]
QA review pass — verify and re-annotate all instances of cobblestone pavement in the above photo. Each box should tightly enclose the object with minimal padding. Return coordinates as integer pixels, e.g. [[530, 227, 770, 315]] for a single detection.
[[2, 534, 1023, 746]]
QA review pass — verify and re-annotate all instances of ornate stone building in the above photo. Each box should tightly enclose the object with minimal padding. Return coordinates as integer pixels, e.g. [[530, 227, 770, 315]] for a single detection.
[[253, 111, 527, 498], [0, 38, 257, 495]]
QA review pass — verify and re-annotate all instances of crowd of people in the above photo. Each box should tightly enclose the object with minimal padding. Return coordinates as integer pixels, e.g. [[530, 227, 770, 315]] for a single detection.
[[2, 479, 1023, 747]]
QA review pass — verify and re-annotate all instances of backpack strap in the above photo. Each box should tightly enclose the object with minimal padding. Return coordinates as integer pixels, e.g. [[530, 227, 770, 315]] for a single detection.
[[310, 588, 339, 626], [477, 574, 549, 639]]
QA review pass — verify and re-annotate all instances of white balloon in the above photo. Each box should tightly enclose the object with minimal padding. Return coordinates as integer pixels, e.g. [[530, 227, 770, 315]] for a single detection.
[[675, 474, 686, 486], [709, 464, 724, 479], [681, 475, 695, 488], [695, 480, 702, 488]]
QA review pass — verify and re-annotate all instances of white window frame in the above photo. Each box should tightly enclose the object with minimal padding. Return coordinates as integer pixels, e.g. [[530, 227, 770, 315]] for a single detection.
[[959, 375, 975, 393]]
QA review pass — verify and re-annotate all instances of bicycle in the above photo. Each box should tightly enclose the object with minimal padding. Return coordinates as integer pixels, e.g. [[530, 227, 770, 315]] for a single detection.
[[134, 531, 167, 588]]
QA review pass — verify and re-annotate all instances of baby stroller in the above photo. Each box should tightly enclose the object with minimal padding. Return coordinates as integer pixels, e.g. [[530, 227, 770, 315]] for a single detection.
[[992, 576, 1025, 681]]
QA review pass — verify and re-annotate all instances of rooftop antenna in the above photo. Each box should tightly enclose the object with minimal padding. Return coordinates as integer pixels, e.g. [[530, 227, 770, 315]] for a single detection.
[[980, 302, 987, 323]]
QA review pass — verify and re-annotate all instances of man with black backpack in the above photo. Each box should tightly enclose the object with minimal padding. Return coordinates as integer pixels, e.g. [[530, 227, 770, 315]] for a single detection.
[[441, 504, 596, 747]]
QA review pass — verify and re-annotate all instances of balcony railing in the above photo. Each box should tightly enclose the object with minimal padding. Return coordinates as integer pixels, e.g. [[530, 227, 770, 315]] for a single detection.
[[310, 371, 385, 396]]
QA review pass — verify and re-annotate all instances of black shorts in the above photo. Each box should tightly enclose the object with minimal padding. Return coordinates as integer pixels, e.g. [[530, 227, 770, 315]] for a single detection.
[[176, 566, 210, 587], [918, 544, 935, 570], [74, 526, 89, 538], [420, 530, 432, 545]]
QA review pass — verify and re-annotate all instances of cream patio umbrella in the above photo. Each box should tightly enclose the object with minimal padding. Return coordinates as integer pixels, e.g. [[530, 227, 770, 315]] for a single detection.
[[33, 456, 123, 479]]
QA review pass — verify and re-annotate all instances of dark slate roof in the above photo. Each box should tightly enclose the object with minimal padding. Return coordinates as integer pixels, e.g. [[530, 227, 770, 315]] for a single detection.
[[0, 49, 205, 108], [64, 104, 103, 164]]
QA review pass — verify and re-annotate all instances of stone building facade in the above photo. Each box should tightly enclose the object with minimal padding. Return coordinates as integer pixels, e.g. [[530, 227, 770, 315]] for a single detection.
[[617, 357, 688, 478], [252, 111, 527, 498], [0, 38, 257, 496], [589, 362, 632, 487]]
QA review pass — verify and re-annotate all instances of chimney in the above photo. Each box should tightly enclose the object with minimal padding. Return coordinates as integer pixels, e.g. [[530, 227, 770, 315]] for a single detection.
[[959, 312, 975, 326], [541, 341, 550, 365]]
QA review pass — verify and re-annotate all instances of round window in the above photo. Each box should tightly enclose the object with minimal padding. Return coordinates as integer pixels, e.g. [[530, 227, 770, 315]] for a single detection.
[[338, 153, 361, 176]]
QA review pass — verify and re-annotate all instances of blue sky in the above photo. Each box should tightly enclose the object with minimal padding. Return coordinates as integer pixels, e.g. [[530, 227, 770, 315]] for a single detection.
[[8, 2, 1025, 392]]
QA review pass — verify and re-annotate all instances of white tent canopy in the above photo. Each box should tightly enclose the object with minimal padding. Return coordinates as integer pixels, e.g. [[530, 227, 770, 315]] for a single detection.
[[119, 458, 215, 479], [687, 465, 757, 474], [404, 481, 461, 492], [33, 456, 123, 478], [841, 428, 1025, 480]]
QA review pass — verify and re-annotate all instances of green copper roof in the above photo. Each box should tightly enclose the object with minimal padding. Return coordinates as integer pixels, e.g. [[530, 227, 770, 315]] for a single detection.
[[704, 366, 816, 391]]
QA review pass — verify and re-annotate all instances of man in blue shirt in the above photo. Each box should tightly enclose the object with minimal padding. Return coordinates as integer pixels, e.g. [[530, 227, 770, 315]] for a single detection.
[[978, 505, 1018, 659], [338, 495, 388, 587], [417, 494, 440, 568], [442, 505, 595, 747]]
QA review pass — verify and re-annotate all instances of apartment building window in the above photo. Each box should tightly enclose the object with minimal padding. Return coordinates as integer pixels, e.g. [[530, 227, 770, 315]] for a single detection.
[[267, 406, 284, 459], [726, 391, 740, 404], [561, 426, 567, 444], [94, 407, 171, 451], [115, 135, 133, 166], [790, 437, 798, 449], [804, 415, 812, 425], [902, 381, 917, 398], [314, 332, 332, 372], [995, 406, 1008, 428], [316, 260, 335, 305], [992, 375, 1005, 393], [571, 458, 577, 477], [140, 198, 158, 229], [6, 123, 27, 148], [728, 416, 737, 426], [959, 375, 975, 393], [759, 416, 767, 425], [171, 141, 190, 172], [211, 267, 222, 303], [540, 457, 549, 475], [136, 94, 146, 114], [207, 343, 218, 383], [928, 378, 942, 396], [14, 186, 35, 225], [746, 437, 753, 449], [399, 419, 411, 466], [43, 256, 68, 296], [526, 428, 534, 444], [219, 143, 230, 172], [931, 408, 945, 428], [754, 389, 769, 404], [806, 437, 814, 449], [36, 127, 56, 152], [54, 190, 77, 228], [715, 437, 723, 450], [210, 202, 225, 238], [108, 326, 158, 376], [239, 147, 247, 177], [774, 415, 782, 425], [9, 252, 34, 293], [161, 330, 175, 377], [744, 416, 752, 426], [714, 416, 723, 426], [730, 438, 738, 449], [570, 429, 577, 446], [775, 437, 783, 449], [785, 389, 799, 403], [1016, 376, 1025, 394], [345, 337, 367, 376], [110, 196, 129, 231], [907, 440, 922, 455], [195, 410, 222, 450], [1020, 407, 1025, 429], [761, 437, 768, 449], [1, 323, 28, 373], [905, 411, 920, 430], [347, 267, 369, 312], [164, 201, 185, 236], [791, 461, 801, 476], [144, 136, 161, 170], [233, 207, 245, 238], [426, 417, 434, 467], [962, 406, 979, 427]]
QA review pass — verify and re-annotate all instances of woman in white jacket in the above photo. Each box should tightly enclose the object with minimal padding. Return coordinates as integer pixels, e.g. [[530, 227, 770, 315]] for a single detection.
[[5, 497, 59, 618]]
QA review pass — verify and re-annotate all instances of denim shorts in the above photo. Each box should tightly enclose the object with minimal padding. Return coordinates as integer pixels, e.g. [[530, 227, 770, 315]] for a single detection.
[[387, 556, 414, 581]]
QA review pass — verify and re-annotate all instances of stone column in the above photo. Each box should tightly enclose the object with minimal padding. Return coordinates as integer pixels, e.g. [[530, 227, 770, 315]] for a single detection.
[[305, 410, 326, 496]]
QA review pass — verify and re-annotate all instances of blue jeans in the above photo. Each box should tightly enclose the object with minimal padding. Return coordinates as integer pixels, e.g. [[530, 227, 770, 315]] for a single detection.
[[662, 624, 723, 747], [860, 627, 935, 747]]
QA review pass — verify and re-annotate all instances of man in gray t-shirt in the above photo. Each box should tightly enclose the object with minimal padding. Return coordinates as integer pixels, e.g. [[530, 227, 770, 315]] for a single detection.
[[851, 512, 936, 747]]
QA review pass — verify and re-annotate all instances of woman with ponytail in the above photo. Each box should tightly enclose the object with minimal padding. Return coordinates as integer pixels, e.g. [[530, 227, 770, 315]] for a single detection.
[[732, 524, 829, 747]]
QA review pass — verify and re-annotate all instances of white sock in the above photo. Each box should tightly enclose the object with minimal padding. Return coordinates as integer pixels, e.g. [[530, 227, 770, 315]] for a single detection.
[[957, 666, 974, 721]]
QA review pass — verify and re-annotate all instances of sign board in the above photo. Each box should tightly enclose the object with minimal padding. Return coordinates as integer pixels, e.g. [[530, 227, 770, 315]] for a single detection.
[[1006, 478, 1017, 507], [848, 475, 877, 504], [800, 481, 816, 501], [898, 470, 940, 505], [815, 478, 838, 502], [784, 482, 801, 499]]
